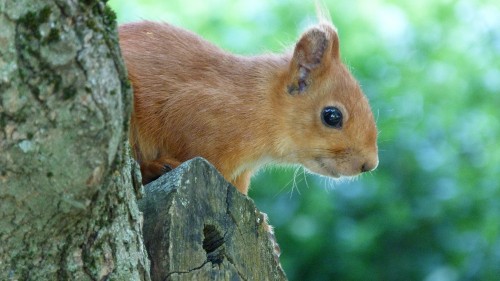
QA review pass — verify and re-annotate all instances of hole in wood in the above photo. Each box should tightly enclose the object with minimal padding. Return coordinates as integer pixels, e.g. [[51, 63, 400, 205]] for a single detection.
[[202, 224, 225, 265]]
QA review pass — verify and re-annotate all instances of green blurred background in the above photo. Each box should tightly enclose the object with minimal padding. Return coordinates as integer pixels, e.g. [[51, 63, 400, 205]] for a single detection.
[[108, 0, 500, 280]]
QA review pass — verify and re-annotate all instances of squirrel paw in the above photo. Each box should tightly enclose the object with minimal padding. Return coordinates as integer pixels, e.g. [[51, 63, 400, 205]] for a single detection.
[[260, 212, 282, 264], [140, 157, 180, 185]]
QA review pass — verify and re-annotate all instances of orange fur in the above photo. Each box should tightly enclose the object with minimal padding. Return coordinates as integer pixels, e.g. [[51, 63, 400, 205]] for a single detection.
[[119, 20, 378, 195]]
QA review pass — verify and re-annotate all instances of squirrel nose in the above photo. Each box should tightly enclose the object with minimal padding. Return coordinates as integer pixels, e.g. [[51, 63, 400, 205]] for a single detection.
[[361, 158, 378, 173], [361, 163, 370, 173]]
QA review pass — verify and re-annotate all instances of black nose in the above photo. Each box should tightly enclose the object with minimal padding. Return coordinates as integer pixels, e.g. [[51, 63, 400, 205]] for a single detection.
[[361, 163, 369, 173], [361, 162, 376, 173]]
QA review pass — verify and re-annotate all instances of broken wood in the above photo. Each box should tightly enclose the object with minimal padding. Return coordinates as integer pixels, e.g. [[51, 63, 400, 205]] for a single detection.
[[139, 157, 287, 281]]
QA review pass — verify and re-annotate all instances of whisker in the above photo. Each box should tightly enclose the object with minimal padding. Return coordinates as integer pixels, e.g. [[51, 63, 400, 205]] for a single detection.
[[290, 166, 302, 198], [327, 178, 334, 192], [302, 167, 310, 190], [321, 176, 328, 192], [330, 177, 338, 190], [275, 166, 293, 198], [276, 178, 292, 198]]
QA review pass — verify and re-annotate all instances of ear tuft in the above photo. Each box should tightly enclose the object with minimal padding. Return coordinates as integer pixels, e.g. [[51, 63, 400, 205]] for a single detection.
[[294, 28, 329, 70], [287, 25, 339, 95]]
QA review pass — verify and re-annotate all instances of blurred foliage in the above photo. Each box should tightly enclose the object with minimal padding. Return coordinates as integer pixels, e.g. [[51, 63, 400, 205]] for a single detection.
[[108, 0, 500, 280]]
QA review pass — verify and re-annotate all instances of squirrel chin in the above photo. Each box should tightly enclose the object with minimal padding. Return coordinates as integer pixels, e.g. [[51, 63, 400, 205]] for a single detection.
[[302, 160, 341, 179]]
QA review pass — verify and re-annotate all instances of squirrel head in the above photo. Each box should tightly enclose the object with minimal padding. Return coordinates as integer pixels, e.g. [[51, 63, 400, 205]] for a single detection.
[[274, 23, 378, 178]]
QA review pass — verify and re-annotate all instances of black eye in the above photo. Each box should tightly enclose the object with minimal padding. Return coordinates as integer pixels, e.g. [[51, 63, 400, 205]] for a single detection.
[[322, 106, 343, 128]]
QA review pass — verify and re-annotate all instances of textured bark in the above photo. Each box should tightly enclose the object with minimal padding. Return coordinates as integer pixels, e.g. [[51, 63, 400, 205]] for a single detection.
[[0, 1, 150, 280], [140, 158, 287, 281]]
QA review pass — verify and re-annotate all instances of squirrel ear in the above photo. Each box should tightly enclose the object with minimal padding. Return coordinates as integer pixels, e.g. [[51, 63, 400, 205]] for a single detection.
[[287, 25, 340, 95]]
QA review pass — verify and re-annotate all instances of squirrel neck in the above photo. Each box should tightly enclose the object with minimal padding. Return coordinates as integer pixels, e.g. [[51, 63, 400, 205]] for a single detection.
[[220, 52, 292, 172]]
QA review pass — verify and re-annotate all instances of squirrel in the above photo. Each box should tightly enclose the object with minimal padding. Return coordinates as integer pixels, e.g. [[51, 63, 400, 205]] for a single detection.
[[118, 18, 378, 195]]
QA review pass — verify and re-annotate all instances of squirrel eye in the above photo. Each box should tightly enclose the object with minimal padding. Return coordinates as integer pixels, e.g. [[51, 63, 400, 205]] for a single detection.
[[322, 106, 343, 129]]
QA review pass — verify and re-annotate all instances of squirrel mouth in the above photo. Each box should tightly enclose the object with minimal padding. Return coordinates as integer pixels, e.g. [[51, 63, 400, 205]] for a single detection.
[[303, 158, 341, 178]]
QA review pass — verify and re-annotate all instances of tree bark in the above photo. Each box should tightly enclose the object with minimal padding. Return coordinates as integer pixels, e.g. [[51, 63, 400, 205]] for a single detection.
[[140, 158, 287, 281], [0, 1, 150, 280]]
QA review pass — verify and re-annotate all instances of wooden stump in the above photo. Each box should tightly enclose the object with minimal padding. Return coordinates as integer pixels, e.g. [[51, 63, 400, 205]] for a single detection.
[[139, 157, 287, 281]]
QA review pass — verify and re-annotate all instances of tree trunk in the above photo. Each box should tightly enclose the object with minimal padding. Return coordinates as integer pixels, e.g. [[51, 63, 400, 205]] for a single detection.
[[0, 1, 150, 280]]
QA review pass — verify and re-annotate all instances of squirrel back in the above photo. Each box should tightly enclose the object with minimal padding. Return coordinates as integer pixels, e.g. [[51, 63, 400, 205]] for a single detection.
[[119, 20, 378, 194]]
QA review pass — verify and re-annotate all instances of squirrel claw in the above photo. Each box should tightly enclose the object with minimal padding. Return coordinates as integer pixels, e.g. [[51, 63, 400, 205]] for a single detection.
[[162, 164, 172, 173], [140, 160, 178, 185]]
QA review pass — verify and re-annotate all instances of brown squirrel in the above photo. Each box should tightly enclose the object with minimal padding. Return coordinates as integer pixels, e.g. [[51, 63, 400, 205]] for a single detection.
[[118, 18, 378, 195]]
